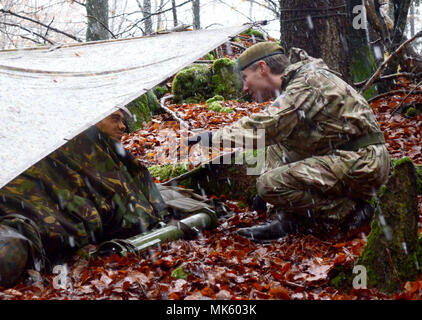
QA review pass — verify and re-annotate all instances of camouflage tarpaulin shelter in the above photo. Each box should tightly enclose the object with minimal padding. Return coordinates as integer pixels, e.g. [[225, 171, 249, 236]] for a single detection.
[[0, 25, 249, 189]]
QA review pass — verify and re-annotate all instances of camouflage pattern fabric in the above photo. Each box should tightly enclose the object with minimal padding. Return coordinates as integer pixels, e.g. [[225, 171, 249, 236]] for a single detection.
[[212, 48, 390, 224], [0, 126, 169, 273]]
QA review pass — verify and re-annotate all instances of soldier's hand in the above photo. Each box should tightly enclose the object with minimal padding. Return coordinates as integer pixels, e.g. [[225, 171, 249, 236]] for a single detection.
[[185, 131, 213, 147]]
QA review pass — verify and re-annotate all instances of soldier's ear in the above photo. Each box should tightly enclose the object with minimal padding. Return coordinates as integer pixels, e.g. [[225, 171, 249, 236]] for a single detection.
[[257, 61, 269, 76]]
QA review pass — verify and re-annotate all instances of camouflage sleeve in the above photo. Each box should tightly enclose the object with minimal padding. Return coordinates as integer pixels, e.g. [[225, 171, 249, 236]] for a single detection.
[[211, 78, 317, 148]]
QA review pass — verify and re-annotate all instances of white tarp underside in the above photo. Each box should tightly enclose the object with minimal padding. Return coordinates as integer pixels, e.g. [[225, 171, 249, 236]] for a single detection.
[[0, 25, 250, 189]]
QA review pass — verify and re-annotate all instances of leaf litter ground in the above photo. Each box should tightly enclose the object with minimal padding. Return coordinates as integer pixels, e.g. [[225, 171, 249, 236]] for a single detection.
[[2, 78, 422, 300], [1, 32, 422, 300]]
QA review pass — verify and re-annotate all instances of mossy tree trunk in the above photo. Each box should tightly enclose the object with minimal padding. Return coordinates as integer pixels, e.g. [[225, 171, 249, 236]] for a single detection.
[[357, 158, 421, 293], [346, 0, 378, 99]]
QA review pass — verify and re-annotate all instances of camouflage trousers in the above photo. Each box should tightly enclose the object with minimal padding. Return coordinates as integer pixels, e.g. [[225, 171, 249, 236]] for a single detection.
[[257, 144, 390, 224]]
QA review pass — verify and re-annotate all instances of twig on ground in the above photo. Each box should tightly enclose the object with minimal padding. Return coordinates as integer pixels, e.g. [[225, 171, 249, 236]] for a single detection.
[[389, 79, 422, 119]]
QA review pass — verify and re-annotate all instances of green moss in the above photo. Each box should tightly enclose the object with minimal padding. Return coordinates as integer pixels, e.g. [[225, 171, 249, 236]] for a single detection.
[[148, 163, 189, 181], [328, 266, 353, 290], [207, 101, 223, 112], [154, 86, 168, 99], [172, 64, 213, 103], [205, 52, 215, 60], [245, 28, 264, 39], [357, 159, 420, 293], [220, 107, 234, 113], [126, 90, 160, 132], [237, 201, 247, 209], [211, 58, 243, 100], [206, 95, 224, 104], [405, 107, 418, 118], [392, 157, 414, 170], [351, 46, 377, 100], [171, 266, 190, 280]]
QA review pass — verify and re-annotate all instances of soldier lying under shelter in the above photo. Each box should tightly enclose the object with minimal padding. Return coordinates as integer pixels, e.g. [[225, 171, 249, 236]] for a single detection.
[[0, 109, 215, 288]]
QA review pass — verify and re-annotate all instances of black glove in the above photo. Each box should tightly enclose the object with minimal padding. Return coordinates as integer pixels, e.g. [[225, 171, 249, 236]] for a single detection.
[[252, 194, 267, 212], [185, 131, 213, 147]]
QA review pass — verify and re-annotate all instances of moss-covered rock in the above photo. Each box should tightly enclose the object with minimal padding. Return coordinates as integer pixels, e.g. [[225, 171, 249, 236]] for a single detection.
[[391, 159, 422, 195], [126, 90, 161, 132], [153, 86, 168, 99], [171, 64, 213, 103], [171, 58, 244, 104], [211, 58, 243, 100], [356, 157, 421, 293]]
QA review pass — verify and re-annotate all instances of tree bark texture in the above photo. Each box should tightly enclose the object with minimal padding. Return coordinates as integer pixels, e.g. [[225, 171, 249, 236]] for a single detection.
[[172, 0, 178, 27], [192, 0, 200, 30], [279, 0, 352, 83], [142, 0, 152, 35], [86, 0, 110, 41], [357, 159, 422, 293]]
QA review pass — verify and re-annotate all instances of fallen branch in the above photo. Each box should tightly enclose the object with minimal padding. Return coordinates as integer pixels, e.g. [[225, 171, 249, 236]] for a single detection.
[[354, 72, 422, 87], [230, 41, 246, 51], [360, 30, 422, 94], [389, 79, 422, 119], [194, 60, 215, 64], [159, 95, 190, 129], [367, 90, 422, 104]]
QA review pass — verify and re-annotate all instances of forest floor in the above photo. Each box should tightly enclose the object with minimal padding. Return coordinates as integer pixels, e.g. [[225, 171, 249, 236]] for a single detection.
[[1, 33, 422, 300], [1, 76, 421, 301]]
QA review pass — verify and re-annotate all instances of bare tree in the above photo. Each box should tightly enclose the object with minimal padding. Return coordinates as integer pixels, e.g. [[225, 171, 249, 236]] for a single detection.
[[192, 0, 200, 29], [137, 0, 153, 35], [155, 0, 166, 32], [172, 0, 178, 27], [86, 0, 110, 41], [0, 0, 84, 49]]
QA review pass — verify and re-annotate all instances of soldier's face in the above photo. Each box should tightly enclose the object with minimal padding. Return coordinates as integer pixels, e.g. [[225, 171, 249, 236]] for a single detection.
[[241, 62, 277, 102], [96, 110, 126, 141]]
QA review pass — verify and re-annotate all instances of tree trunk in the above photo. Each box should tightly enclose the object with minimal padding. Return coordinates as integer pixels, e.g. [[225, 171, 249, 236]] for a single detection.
[[345, 0, 378, 98], [143, 0, 153, 35], [192, 0, 200, 30], [172, 0, 178, 27], [86, 0, 110, 41], [384, 0, 412, 78], [156, 0, 164, 32], [279, 0, 353, 84], [410, 3, 415, 37], [357, 158, 421, 293]]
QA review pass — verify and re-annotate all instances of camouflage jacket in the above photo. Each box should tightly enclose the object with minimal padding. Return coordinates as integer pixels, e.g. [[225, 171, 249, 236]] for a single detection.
[[0, 126, 168, 266], [212, 48, 386, 170]]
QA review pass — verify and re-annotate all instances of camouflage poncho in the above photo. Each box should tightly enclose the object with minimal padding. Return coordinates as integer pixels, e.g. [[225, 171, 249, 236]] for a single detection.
[[0, 126, 168, 268]]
